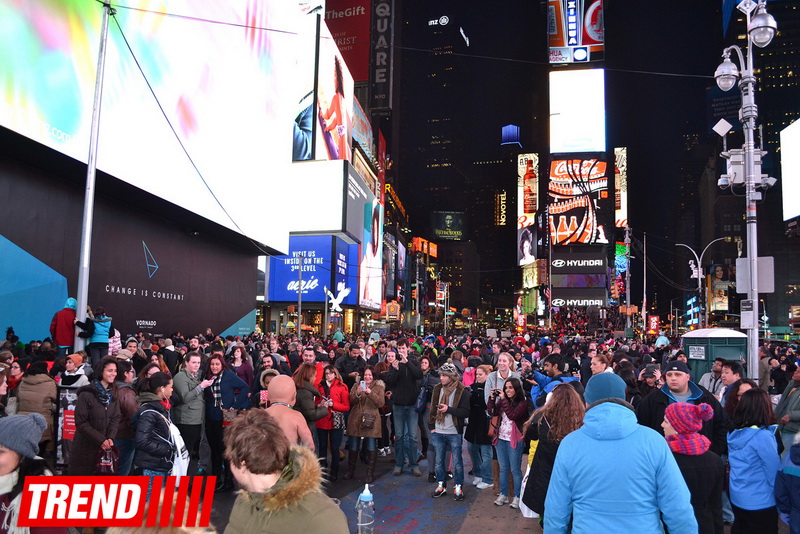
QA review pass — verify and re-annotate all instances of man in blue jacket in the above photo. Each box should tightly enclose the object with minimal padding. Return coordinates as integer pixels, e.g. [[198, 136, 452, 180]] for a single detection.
[[544, 373, 697, 534]]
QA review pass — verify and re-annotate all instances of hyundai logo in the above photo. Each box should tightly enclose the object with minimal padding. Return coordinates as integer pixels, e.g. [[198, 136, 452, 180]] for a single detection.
[[552, 259, 566, 268], [552, 299, 566, 307]]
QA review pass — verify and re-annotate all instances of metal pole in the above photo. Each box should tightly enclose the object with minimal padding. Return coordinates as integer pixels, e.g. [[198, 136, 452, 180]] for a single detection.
[[76, 2, 114, 351], [641, 232, 647, 339], [548, 235, 553, 331], [415, 253, 421, 334], [297, 251, 303, 341], [444, 283, 448, 337], [625, 225, 631, 330]]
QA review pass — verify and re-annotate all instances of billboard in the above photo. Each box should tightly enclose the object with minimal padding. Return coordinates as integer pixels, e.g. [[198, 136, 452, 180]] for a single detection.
[[397, 239, 407, 302], [781, 121, 800, 221], [316, 22, 355, 161], [522, 263, 538, 289], [384, 232, 397, 299], [708, 264, 732, 313], [268, 235, 334, 302], [548, 157, 610, 245], [370, 0, 394, 112], [550, 250, 607, 273], [549, 69, 606, 153], [518, 226, 538, 266], [495, 191, 509, 226], [550, 287, 607, 307], [517, 153, 540, 230], [334, 237, 359, 307], [325, 0, 371, 82], [0, 0, 298, 252], [359, 199, 384, 310], [614, 147, 628, 228], [352, 98, 376, 161], [432, 211, 466, 241], [548, 0, 604, 64]]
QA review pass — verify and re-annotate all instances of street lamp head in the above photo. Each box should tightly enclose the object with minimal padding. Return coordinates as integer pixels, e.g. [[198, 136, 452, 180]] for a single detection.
[[749, 5, 777, 48], [715, 54, 739, 92]]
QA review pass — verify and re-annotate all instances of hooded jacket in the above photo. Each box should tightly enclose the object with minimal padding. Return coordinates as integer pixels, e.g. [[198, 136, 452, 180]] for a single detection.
[[727, 425, 781, 511], [544, 401, 697, 534], [636, 381, 728, 456], [132, 392, 175, 473], [50, 298, 77, 347], [775, 441, 800, 534], [224, 446, 348, 534]]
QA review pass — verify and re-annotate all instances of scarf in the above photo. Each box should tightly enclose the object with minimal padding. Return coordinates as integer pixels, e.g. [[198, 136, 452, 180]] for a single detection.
[[666, 432, 711, 456], [93, 380, 112, 406], [435, 381, 459, 425], [0, 470, 29, 534], [211, 374, 223, 408]]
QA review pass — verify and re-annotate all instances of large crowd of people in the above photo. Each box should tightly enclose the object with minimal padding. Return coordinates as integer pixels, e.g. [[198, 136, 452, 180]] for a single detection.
[[0, 307, 799, 533]]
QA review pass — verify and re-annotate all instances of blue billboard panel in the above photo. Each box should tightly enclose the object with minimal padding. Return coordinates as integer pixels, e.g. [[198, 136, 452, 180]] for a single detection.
[[268, 235, 333, 302], [334, 237, 359, 307]]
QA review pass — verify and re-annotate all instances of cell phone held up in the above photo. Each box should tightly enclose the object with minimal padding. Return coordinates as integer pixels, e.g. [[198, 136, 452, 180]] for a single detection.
[[360, 380, 366, 390]]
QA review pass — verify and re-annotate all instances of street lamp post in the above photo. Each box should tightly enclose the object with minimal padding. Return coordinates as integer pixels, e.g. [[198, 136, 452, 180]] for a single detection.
[[713, 0, 777, 381], [676, 237, 730, 328]]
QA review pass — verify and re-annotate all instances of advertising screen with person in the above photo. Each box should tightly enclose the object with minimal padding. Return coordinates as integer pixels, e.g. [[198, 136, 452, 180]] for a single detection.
[[359, 200, 383, 310]]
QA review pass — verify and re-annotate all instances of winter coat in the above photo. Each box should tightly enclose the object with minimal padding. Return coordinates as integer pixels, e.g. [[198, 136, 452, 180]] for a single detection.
[[636, 382, 728, 456], [464, 381, 491, 445], [223, 446, 348, 534], [522, 414, 559, 515], [172, 369, 205, 425], [295, 381, 329, 425], [314, 379, 350, 431], [384, 358, 423, 406], [59, 371, 89, 389], [49, 299, 76, 348], [727, 425, 781, 510], [203, 370, 249, 422], [67, 383, 121, 475], [487, 395, 528, 437], [16, 374, 57, 443], [88, 316, 113, 345], [484, 369, 521, 404], [419, 370, 441, 405], [775, 380, 800, 435], [114, 382, 139, 439], [345, 380, 385, 439], [334, 355, 366, 390], [672, 450, 724, 534], [132, 393, 175, 472], [775, 441, 800, 534], [544, 401, 697, 534], [428, 382, 470, 434]]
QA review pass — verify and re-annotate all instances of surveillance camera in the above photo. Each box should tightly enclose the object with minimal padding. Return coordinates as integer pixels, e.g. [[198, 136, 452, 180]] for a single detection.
[[761, 176, 777, 189], [718, 176, 731, 189]]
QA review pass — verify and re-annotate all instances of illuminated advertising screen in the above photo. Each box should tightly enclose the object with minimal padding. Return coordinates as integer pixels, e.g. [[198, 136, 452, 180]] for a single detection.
[[550, 274, 606, 288], [518, 226, 537, 266], [615, 241, 629, 275], [494, 190, 509, 226], [325, 0, 371, 82], [384, 232, 397, 299], [522, 263, 538, 289], [614, 147, 628, 228], [334, 237, 359, 307], [0, 0, 298, 252], [346, 164, 377, 242], [548, 157, 610, 245], [550, 287, 607, 307], [551, 250, 607, 274], [517, 153, 539, 230], [708, 264, 731, 312], [359, 199, 384, 310], [548, 0, 604, 64], [397, 240, 407, 301], [316, 22, 355, 161], [431, 211, 466, 241], [781, 121, 800, 221], [268, 235, 334, 302], [352, 98, 376, 161], [549, 69, 606, 153]]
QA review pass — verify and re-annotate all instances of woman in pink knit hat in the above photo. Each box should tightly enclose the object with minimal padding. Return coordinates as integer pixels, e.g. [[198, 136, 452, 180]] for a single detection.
[[662, 402, 725, 534]]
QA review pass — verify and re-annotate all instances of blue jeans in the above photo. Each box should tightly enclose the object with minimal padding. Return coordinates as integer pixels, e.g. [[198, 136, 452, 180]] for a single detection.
[[495, 439, 523, 497], [143, 469, 168, 501], [392, 405, 419, 469], [347, 436, 376, 451], [115, 437, 135, 476], [432, 432, 463, 485], [317, 428, 344, 468], [468, 441, 493, 482]]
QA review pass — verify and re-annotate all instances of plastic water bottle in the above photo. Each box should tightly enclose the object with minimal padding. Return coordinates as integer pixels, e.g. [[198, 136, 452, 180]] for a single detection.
[[356, 483, 374, 534]]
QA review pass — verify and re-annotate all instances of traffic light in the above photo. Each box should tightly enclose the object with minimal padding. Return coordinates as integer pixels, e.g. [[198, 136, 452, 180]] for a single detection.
[[610, 283, 619, 299], [412, 289, 417, 301]]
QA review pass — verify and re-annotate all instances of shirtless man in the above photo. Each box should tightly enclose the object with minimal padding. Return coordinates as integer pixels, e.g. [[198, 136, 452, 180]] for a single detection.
[[266, 375, 315, 451]]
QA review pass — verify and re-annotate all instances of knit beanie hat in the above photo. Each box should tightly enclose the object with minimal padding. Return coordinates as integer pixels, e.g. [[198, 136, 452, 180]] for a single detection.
[[665, 402, 714, 434], [584, 373, 626, 404], [0, 414, 47, 458]]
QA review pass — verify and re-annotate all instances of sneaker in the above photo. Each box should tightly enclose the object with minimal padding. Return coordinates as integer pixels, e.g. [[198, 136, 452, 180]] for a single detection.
[[494, 494, 508, 506], [509, 497, 520, 509], [392, 467, 402, 476], [378, 448, 387, 457], [384, 447, 392, 456], [453, 484, 464, 501], [427, 472, 436, 483], [411, 467, 422, 477], [431, 483, 446, 498], [471, 477, 482, 486], [476, 481, 492, 490]]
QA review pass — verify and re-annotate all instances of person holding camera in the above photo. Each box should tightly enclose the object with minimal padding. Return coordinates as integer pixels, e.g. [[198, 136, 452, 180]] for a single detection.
[[385, 340, 423, 477], [488, 377, 528, 509], [344, 366, 384, 483], [638, 363, 663, 398]]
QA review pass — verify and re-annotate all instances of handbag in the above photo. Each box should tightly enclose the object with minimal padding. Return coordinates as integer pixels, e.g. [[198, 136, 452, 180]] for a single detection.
[[360, 413, 376, 430], [94, 445, 120, 475], [222, 408, 241, 427], [332, 411, 345, 430], [154, 412, 190, 481], [414, 386, 427, 414], [519, 464, 539, 519], [487, 415, 501, 439]]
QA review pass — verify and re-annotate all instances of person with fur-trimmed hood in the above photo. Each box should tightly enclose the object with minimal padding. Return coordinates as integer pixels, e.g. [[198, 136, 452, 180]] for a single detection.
[[223, 409, 348, 534]]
